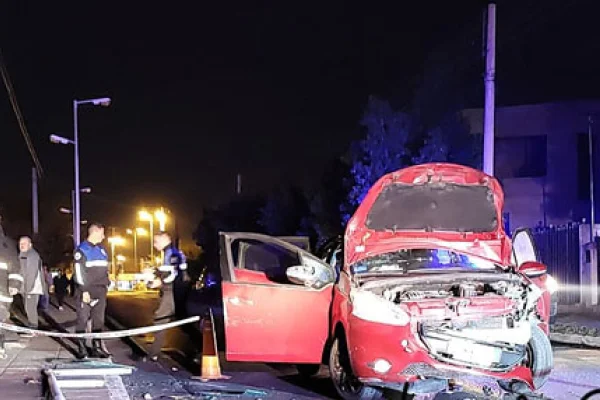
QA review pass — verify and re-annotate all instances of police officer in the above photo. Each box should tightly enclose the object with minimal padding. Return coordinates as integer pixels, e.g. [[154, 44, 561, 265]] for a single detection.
[[148, 230, 189, 361], [73, 222, 110, 359], [0, 213, 22, 356]]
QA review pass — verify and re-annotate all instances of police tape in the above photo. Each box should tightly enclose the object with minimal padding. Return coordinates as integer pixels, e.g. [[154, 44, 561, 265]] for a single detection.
[[0, 315, 201, 339]]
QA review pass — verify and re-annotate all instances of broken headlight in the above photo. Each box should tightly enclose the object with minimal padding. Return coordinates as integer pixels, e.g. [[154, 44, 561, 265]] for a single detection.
[[351, 290, 410, 326]]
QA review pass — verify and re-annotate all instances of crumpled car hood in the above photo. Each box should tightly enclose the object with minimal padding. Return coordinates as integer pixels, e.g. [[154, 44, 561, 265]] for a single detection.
[[344, 163, 512, 270]]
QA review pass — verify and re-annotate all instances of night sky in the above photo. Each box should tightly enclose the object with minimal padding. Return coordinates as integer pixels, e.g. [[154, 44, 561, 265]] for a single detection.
[[2, 1, 600, 237]]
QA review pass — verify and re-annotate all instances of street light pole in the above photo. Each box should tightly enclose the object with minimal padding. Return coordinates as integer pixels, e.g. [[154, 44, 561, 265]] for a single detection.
[[73, 100, 81, 246]]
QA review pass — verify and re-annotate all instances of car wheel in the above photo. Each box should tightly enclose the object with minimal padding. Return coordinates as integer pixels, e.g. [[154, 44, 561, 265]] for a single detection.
[[329, 336, 384, 400], [296, 363, 321, 378], [498, 324, 554, 394]]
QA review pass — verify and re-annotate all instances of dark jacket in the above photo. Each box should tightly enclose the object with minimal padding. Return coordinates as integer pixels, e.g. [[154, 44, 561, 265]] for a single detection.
[[73, 240, 109, 291], [0, 226, 21, 304], [19, 248, 45, 294], [54, 274, 69, 294], [155, 243, 188, 287]]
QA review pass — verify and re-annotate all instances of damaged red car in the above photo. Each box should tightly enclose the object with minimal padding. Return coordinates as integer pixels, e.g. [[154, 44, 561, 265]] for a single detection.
[[218, 163, 554, 399]]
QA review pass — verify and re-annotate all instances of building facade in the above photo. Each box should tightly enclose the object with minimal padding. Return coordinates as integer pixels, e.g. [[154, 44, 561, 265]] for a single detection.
[[462, 100, 600, 231]]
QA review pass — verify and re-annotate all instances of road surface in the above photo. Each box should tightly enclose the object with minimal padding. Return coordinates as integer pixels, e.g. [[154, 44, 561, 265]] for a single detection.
[[107, 290, 600, 399]]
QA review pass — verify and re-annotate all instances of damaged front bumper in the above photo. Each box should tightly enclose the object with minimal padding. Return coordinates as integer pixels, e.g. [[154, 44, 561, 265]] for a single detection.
[[419, 320, 529, 371], [346, 315, 535, 393]]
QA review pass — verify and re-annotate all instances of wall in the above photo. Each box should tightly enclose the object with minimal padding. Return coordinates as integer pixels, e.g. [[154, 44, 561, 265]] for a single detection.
[[462, 100, 600, 230]]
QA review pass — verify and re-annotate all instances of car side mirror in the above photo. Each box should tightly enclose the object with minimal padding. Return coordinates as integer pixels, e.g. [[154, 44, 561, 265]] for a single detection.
[[286, 258, 334, 289], [286, 265, 315, 285], [518, 261, 547, 278]]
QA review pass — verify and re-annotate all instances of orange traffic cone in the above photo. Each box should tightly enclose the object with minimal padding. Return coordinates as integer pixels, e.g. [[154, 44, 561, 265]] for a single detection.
[[194, 309, 229, 382]]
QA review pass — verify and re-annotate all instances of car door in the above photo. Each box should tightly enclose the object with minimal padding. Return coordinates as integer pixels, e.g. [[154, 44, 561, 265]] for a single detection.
[[219, 232, 335, 363]]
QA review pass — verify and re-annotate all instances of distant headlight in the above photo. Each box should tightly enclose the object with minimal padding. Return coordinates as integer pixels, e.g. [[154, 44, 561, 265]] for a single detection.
[[546, 274, 559, 295]]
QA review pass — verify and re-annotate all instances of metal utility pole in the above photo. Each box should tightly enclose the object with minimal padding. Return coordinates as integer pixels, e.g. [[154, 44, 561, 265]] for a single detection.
[[483, 2, 497, 175], [236, 173, 242, 195], [589, 115, 595, 242], [32, 168, 38, 235]]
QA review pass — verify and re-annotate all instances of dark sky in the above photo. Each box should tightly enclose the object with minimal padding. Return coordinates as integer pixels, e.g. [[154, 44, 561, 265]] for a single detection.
[[2, 1, 600, 236]]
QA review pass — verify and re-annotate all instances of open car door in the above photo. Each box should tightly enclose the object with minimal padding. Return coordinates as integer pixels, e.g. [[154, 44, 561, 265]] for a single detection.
[[219, 232, 335, 363], [511, 227, 539, 267]]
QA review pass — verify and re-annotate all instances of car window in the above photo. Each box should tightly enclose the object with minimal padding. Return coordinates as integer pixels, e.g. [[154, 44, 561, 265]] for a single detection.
[[232, 238, 300, 284]]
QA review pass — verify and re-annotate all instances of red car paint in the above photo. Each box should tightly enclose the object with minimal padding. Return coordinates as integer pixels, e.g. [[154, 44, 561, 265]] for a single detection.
[[219, 163, 553, 394]]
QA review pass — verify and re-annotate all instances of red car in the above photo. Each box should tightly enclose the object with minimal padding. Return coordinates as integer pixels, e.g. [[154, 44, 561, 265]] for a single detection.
[[218, 163, 554, 399]]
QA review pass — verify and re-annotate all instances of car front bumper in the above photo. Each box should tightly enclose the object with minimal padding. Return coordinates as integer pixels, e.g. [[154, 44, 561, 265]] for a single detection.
[[345, 315, 535, 392]]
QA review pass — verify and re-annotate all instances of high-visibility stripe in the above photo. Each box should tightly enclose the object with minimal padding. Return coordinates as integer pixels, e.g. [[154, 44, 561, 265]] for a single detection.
[[163, 271, 176, 283], [158, 265, 174, 272], [0, 294, 13, 303], [179, 263, 188, 270], [75, 262, 84, 285], [8, 273, 23, 282], [85, 260, 108, 267], [0, 262, 7, 270]]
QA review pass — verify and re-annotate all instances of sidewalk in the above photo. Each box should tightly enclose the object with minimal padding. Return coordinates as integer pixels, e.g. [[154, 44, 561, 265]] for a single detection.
[[0, 296, 320, 399], [550, 304, 600, 347]]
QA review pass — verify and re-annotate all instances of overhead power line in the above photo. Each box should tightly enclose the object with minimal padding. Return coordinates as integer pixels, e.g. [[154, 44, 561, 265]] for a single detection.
[[0, 48, 43, 177]]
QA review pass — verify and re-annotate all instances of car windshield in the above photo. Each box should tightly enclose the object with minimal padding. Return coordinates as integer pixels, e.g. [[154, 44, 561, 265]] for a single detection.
[[350, 248, 498, 275]]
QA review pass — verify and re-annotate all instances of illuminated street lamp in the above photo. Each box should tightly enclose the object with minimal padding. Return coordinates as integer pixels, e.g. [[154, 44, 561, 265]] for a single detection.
[[50, 96, 111, 246], [138, 210, 154, 261], [108, 235, 125, 277], [126, 227, 148, 272], [155, 208, 167, 231]]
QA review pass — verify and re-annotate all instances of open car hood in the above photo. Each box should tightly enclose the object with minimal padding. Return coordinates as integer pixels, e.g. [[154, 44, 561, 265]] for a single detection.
[[344, 163, 512, 270]]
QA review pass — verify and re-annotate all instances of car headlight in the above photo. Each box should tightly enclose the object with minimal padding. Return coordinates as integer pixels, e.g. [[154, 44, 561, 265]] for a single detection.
[[546, 274, 559, 295], [351, 290, 410, 326]]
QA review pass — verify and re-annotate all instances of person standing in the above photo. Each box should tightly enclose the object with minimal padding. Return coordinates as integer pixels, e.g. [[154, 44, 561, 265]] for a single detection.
[[53, 270, 69, 310], [17, 236, 44, 329], [73, 223, 110, 359], [38, 264, 53, 312], [0, 213, 22, 356], [147, 231, 189, 361]]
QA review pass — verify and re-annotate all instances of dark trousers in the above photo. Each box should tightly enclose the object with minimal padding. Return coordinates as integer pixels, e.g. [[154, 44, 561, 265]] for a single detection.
[[149, 286, 175, 357], [75, 286, 107, 333], [173, 280, 190, 320], [56, 292, 66, 307]]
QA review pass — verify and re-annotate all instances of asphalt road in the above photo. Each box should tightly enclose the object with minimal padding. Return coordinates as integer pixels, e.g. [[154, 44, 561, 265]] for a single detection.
[[106, 290, 600, 400]]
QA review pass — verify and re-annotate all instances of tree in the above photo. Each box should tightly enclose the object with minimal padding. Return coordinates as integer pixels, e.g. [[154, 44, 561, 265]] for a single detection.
[[413, 113, 482, 169], [193, 195, 265, 269], [258, 186, 310, 237], [307, 156, 350, 246], [343, 96, 413, 222]]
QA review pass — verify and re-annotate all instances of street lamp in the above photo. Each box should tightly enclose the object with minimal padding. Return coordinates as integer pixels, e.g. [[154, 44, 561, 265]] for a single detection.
[[138, 210, 154, 261], [50, 97, 111, 247], [108, 235, 125, 277], [126, 227, 148, 272], [155, 208, 167, 231]]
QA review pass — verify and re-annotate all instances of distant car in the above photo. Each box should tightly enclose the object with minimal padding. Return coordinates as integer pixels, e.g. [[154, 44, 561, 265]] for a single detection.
[[216, 163, 556, 399]]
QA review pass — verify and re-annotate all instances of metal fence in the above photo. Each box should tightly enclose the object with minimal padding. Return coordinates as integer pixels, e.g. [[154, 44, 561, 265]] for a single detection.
[[531, 223, 581, 305]]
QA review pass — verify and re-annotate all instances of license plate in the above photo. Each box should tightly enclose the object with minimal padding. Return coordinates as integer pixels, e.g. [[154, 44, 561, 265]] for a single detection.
[[446, 340, 501, 366]]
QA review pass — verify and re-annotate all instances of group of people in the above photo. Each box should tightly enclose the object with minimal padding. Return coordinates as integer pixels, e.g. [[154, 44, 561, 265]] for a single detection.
[[71, 222, 189, 360], [0, 214, 190, 361]]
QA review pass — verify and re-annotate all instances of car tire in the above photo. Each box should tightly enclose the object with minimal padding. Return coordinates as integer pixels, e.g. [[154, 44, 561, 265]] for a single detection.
[[296, 363, 321, 378], [498, 324, 553, 394], [329, 336, 384, 400]]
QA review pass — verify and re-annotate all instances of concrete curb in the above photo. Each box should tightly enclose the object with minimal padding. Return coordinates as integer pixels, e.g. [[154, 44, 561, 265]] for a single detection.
[[550, 323, 600, 347]]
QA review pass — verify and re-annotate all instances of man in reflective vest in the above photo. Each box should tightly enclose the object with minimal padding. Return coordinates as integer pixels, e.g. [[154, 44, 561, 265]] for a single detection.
[[147, 230, 189, 361], [73, 222, 110, 359]]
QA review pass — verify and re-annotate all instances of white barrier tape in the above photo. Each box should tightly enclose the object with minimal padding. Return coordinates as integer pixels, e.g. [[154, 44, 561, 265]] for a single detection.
[[0, 315, 200, 339]]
